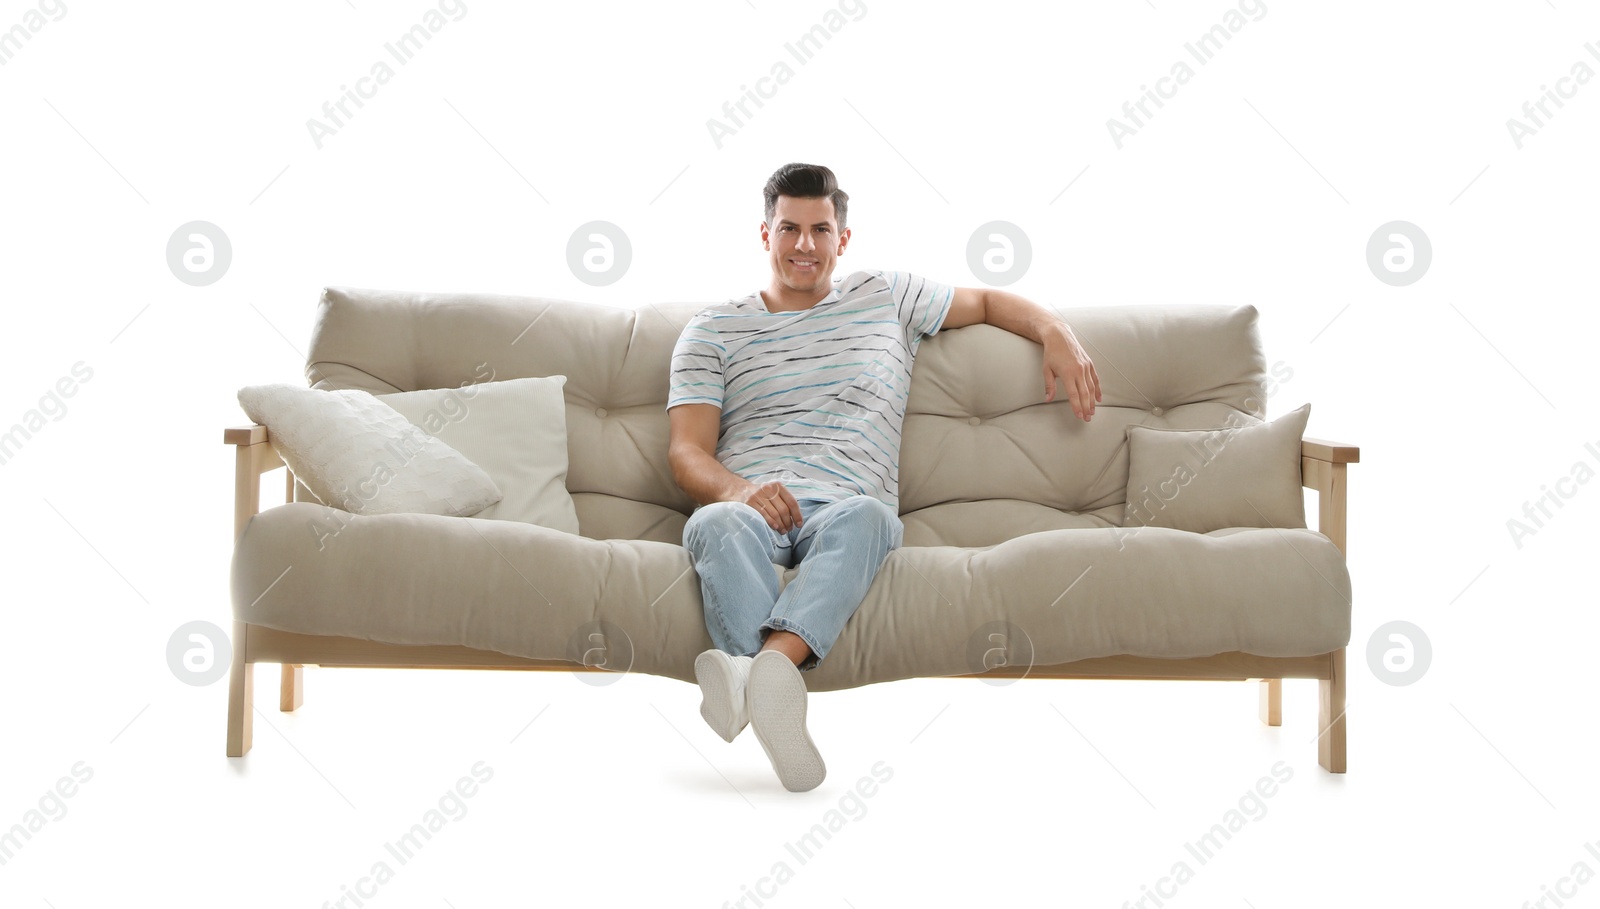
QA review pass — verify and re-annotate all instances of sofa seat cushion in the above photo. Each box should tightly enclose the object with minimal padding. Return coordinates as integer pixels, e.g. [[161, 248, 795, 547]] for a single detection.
[[233, 503, 1351, 692], [901, 499, 1126, 548]]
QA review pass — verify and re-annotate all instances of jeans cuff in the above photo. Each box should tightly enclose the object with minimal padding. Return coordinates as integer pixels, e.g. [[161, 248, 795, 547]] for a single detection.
[[759, 618, 825, 672]]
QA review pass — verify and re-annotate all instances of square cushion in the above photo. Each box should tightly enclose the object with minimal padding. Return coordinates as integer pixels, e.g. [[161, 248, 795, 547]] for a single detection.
[[379, 376, 580, 534], [1123, 403, 1311, 533], [237, 383, 502, 517]]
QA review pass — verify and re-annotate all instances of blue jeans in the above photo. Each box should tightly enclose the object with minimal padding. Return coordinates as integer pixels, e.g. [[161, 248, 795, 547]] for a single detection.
[[683, 494, 905, 672]]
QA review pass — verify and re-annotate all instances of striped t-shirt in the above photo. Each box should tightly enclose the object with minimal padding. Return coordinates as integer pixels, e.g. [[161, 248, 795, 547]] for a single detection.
[[666, 269, 955, 512]]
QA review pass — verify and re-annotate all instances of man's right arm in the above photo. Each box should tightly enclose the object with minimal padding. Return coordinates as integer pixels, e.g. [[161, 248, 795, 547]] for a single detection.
[[668, 404, 804, 531], [667, 403, 747, 507]]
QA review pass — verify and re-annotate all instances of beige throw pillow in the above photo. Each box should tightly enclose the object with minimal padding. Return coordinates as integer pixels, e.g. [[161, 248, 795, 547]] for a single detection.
[[379, 376, 580, 534], [1123, 403, 1311, 533]]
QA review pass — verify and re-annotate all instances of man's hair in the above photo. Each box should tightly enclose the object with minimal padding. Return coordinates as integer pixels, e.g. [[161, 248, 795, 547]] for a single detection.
[[763, 163, 849, 232]]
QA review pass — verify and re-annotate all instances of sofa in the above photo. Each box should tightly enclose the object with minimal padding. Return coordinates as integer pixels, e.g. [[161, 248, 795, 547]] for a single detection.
[[224, 286, 1359, 773]]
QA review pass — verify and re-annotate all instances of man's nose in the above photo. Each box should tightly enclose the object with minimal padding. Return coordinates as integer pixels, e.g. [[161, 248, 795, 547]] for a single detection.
[[796, 231, 815, 251]]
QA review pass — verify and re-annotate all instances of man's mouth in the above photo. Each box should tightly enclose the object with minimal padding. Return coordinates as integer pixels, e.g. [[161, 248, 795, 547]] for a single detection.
[[790, 259, 818, 271]]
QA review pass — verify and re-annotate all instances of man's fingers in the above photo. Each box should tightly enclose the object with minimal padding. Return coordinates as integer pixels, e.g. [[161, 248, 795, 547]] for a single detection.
[[756, 484, 786, 531], [781, 487, 803, 528], [762, 485, 800, 531]]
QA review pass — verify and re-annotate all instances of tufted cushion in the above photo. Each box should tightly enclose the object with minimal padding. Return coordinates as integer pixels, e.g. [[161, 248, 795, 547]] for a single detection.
[[301, 287, 1271, 544]]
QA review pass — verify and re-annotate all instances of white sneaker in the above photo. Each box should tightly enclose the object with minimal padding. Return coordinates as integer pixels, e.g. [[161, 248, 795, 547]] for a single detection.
[[695, 649, 754, 742], [748, 650, 826, 792]]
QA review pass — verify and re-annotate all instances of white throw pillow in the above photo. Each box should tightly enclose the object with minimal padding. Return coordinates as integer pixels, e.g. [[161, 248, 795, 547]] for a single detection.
[[378, 376, 580, 534], [237, 383, 502, 518]]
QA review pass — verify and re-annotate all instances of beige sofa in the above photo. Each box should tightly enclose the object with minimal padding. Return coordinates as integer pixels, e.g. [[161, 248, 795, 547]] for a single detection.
[[224, 286, 1359, 772]]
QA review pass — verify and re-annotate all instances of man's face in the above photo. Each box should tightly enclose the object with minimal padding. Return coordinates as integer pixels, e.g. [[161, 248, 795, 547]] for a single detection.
[[761, 195, 849, 295]]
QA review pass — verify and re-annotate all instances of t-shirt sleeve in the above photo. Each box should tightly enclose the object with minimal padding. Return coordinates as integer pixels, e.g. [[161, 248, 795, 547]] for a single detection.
[[883, 270, 956, 342], [666, 312, 726, 410]]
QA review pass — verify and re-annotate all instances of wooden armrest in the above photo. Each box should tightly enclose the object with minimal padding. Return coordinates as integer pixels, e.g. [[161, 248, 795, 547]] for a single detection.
[[1300, 438, 1357, 555], [224, 424, 268, 446], [228, 423, 290, 544], [1302, 437, 1359, 464]]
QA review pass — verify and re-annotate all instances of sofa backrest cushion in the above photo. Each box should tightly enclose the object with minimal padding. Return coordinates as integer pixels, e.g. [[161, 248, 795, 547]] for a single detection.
[[302, 286, 1269, 541]]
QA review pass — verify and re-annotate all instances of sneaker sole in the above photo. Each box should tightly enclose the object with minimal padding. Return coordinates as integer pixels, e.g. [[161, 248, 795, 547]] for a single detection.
[[749, 653, 825, 792], [694, 650, 745, 743]]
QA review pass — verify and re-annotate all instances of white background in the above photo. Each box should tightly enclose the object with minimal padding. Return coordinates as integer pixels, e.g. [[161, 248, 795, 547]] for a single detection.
[[2, 0, 1597, 906]]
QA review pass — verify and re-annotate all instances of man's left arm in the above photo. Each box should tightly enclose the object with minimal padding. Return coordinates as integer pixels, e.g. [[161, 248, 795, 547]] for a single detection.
[[943, 287, 1102, 422]]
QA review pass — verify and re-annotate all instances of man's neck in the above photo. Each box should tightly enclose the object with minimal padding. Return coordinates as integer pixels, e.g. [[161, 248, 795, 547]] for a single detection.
[[761, 283, 832, 313]]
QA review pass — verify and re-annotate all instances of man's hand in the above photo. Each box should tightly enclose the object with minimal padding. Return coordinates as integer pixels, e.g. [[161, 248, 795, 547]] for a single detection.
[[1042, 324, 1102, 422], [737, 480, 804, 533]]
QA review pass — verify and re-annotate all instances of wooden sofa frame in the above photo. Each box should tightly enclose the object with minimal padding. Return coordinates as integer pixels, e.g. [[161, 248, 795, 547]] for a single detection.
[[222, 424, 1360, 772]]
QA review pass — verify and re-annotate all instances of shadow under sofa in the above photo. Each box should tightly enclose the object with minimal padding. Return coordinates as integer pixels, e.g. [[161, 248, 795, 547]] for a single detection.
[[223, 287, 1360, 774]]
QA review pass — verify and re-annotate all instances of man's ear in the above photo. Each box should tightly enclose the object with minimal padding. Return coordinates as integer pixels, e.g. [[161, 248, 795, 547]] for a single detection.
[[837, 227, 850, 254], [760, 220, 771, 248]]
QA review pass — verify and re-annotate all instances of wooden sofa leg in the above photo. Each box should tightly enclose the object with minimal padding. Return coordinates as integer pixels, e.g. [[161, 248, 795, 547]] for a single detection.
[[226, 621, 253, 756], [1317, 648, 1347, 773], [1258, 679, 1282, 726], [280, 664, 305, 712]]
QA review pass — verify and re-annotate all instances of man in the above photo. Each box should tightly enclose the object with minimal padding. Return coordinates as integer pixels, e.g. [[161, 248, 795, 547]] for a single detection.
[[666, 163, 1100, 792]]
